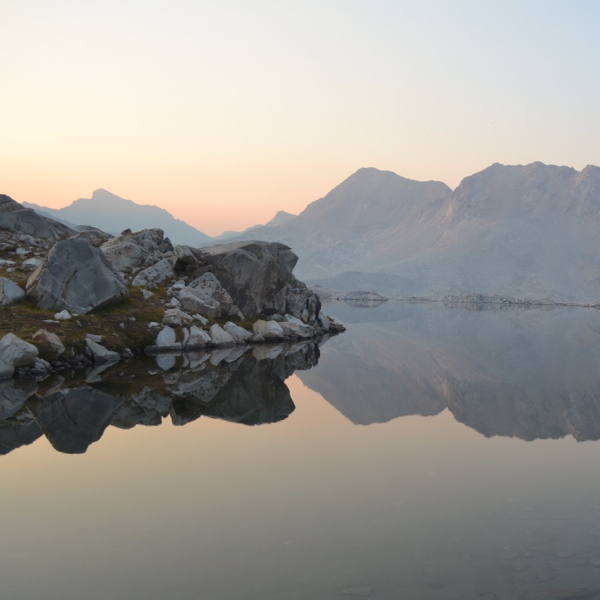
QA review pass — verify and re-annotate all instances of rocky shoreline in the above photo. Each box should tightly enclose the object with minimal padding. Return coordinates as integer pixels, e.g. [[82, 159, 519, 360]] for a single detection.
[[0, 194, 344, 380]]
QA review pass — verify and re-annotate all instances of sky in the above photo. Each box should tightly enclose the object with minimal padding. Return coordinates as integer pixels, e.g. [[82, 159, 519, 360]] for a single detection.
[[2, 0, 600, 235]]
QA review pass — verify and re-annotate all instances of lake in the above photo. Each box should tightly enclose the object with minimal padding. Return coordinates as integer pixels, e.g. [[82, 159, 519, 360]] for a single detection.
[[1, 300, 600, 600]]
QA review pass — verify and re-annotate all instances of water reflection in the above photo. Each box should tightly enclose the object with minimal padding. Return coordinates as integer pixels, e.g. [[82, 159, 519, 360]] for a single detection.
[[300, 300, 600, 441], [0, 342, 320, 455]]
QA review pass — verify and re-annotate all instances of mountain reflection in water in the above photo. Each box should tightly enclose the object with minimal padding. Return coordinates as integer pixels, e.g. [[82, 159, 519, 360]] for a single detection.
[[301, 300, 600, 441], [0, 342, 320, 455]]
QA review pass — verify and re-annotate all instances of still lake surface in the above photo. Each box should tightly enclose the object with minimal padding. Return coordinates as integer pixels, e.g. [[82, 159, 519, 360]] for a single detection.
[[2, 300, 600, 599]]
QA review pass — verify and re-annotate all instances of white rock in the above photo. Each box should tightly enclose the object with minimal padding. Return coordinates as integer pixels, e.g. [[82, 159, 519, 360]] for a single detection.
[[252, 319, 285, 340], [283, 314, 304, 325], [186, 326, 211, 349], [209, 324, 235, 346], [279, 321, 315, 339], [192, 313, 209, 325], [85, 338, 120, 363], [223, 321, 252, 343], [156, 326, 180, 349], [21, 257, 42, 269], [141, 289, 154, 299], [54, 310, 72, 320]]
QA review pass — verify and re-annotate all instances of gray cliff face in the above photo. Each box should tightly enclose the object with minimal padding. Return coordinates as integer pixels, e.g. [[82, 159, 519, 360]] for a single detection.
[[26, 237, 128, 314], [177, 240, 321, 322]]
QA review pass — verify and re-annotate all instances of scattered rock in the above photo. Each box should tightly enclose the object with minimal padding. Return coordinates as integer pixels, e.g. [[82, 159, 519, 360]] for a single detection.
[[155, 326, 181, 351], [185, 326, 211, 349], [54, 310, 72, 320], [0, 333, 39, 368], [162, 308, 193, 327], [32, 329, 65, 356], [223, 322, 252, 343], [0, 276, 26, 306], [209, 324, 235, 346], [85, 338, 120, 363], [252, 319, 285, 340]]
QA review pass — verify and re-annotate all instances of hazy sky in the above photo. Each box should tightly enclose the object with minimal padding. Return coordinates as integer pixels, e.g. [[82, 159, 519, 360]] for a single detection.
[[3, 0, 600, 235]]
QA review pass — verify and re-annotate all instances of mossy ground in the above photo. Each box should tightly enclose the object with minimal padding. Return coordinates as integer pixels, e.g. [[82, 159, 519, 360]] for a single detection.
[[0, 246, 177, 357]]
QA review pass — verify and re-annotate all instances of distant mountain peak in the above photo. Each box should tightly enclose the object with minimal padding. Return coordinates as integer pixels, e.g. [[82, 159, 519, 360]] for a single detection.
[[27, 189, 211, 245], [265, 210, 296, 227]]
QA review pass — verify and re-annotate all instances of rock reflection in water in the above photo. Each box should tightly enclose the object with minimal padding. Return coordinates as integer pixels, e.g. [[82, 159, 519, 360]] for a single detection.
[[0, 342, 319, 455], [300, 300, 600, 441]]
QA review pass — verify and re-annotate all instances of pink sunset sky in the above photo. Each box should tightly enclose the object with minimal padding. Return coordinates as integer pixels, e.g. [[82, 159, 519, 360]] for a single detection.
[[3, 0, 600, 236]]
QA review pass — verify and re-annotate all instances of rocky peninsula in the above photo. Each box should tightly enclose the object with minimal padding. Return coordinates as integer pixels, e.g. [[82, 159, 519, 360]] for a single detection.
[[0, 194, 344, 380]]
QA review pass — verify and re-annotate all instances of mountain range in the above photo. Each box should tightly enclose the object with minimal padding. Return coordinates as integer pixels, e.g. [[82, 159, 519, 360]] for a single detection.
[[22, 161, 600, 304], [229, 162, 600, 304]]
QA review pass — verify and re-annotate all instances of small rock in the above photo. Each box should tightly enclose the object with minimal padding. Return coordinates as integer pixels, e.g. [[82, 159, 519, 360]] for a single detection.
[[223, 321, 252, 343], [209, 324, 235, 346], [54, 310, 72, 320], [85, 338, 120, 363], [252, 319, 285, 340], [32, 329, 65, 355]]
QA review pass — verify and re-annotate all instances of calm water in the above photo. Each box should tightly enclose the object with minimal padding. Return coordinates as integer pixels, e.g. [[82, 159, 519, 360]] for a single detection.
[[2, 301, 600, 599]]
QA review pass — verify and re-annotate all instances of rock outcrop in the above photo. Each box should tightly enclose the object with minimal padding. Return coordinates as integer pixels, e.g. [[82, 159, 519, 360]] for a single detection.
[[0, 194, 74, 240], [26, 237, 128, 314], [101, 228, 171, 275]]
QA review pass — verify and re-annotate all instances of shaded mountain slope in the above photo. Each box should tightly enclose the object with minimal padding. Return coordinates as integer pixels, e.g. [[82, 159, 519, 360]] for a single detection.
[[24, 189, 211, 246]]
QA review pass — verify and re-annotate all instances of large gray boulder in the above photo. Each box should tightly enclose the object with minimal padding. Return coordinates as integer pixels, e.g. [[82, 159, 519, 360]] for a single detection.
[[26, 237, 128, 314], [0, 195, 74, 240], [0, 333, 39, 368], [0, 277, 26, 306], [193, 241, 313, 320], [101, 228, 170, 274]]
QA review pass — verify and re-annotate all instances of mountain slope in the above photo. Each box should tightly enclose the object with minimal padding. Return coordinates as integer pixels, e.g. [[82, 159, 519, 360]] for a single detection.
[[24, 189, 211, 246], [233, 163, 600, 304]]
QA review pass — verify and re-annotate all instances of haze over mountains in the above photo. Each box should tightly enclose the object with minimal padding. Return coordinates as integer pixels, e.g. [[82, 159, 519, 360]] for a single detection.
[[231, 162, 600, 304], [24, 189, 213, 247], [23, 161, 600, 304]]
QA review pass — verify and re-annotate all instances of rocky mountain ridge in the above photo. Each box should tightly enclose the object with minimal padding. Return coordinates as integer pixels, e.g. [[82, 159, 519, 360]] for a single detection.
[[231, 162, 600, 305]]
